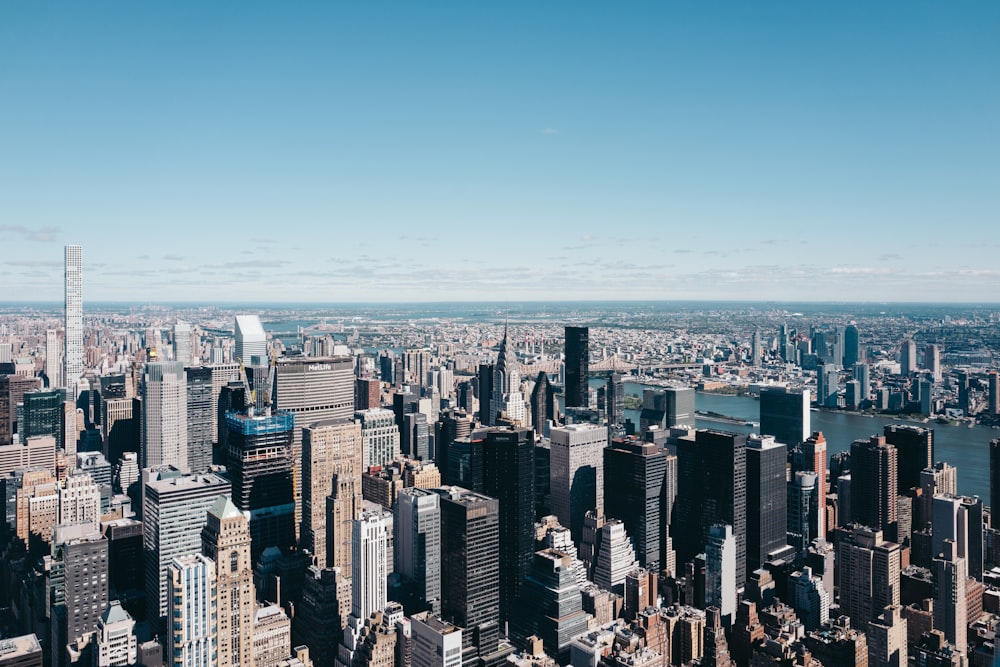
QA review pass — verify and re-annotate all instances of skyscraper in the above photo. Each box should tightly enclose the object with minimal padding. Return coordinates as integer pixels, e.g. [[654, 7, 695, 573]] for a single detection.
[[234, 315, 267, 365], [925, 344, 941, 382], [591, 519, 638, 593], [789, 566, 829, 631], [21, 389, 64, 449], [882, 425, 933, 494], [169, 554, 217, 667], [352, 511, 390, 621], [606, 373, 625, 428], [900, 340, 917, 376], [852, 362, 871, 402], [673, 430, 748, 588], [510, 549, 589, 663], [490, 327, 526, 426], [787, 472, 818, 553], [143, 471, 231, 626], [482, 427, 535, 623], [186, 367, 214, 473], [919, 461, 957, 529], [50, 525, 109, 660], [201, 496, 255, 667], [867, 605, 907, 667], [837, 526, 901, 630], [564, 326, 589, 409], [271, 355, 355, 538], [843, 324, 860, 368], [850, 435, 898, 538], [174, 321, 193, 366], [529, 371, 555, 436], [64, 245, 83, 400], [798, 431, 828, 534], [141, 362, 188, 471], [639, 387, 695, 433], [356, 408, 399, 469], [302, 419, 362, 569], [45, 329, 61, 390], [394, 487, 441, 614], [745, 434, 787, 574], [758, 387, 810, 448], [477, 363, 494, 426], [932, 539, 967, 655], [817, 365, 840, 408], [603, 437, 667, 571], [705, 524, 737, 625], [225, 410, 296, 560], [1, 375, 42, 444], [435, 486, 500, 663], [549, 423, 606, 542], [991, 438, 1000, 518], [95, 601, 138, 667]]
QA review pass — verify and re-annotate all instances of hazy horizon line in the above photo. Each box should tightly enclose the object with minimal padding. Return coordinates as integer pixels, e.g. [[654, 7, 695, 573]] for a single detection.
[[3, 299, 1000, 307]]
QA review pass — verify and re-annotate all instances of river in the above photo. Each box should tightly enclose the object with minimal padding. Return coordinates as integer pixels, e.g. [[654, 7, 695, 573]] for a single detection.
[[613, 382, 994, 501]]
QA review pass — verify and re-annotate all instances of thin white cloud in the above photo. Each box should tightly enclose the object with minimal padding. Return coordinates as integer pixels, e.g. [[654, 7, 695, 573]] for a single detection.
[[0, 225, 60, 242]]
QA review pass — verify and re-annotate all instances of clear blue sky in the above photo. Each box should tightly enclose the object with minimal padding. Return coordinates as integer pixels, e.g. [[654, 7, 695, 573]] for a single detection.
[[1, 2, 998, 302]]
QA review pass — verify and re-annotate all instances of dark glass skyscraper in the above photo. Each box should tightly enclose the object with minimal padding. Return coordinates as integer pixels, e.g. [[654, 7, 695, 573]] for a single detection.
[[435, 486, 501, 664], [673, 430, 748, 587], [225, 410, 296, 561], [639, 387, 695, 433], [185, 366, 214, 473], [746, 435, 788, 574], [564, 326, 589, 409], [483, 427, 535, 624], [530, 371, 555, 436], [843, 324, 860, 367], [759, 386, 809, 447], [606, 373, 625, 427], [604, 437, 667, 571], [21, 389, 64, 448], [477, 363, 494, 425], [883, 424, 933, 495]]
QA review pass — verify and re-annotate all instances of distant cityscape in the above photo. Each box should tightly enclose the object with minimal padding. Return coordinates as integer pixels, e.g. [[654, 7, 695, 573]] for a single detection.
[[4, 245, 1000, 667]]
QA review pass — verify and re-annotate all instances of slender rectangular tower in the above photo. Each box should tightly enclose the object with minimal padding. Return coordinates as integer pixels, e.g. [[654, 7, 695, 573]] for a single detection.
[[564, 327, 589, 409], [64, 245, 83, 400]]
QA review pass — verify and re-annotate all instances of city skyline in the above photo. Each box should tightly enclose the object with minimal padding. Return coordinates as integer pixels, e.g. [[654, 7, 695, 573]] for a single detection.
[[2, 2, 999, 302]]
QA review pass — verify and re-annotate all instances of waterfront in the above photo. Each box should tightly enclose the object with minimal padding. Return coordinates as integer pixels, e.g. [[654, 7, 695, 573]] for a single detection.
[[620, 383, 994, 502]]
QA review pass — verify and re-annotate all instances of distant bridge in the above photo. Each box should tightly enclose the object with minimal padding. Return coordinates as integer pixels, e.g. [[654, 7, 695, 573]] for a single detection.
[[521, 356, 705, 378]]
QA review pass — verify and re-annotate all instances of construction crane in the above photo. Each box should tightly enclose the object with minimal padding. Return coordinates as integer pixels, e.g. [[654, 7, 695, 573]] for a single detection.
[[236, 350, 277, 418], [236, 357, 256, 418]]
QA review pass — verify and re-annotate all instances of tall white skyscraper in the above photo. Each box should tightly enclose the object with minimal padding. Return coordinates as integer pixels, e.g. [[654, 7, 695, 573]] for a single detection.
[[169, 553, 217, 667], [705, 524, 737, 625], [234, 315, 267, 365], [352, 511, 389, 620], [174, 321, 193, 366], [64, 244, 83, 400], [141, 362, 188, 471], [45, 329, 61, 389]]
